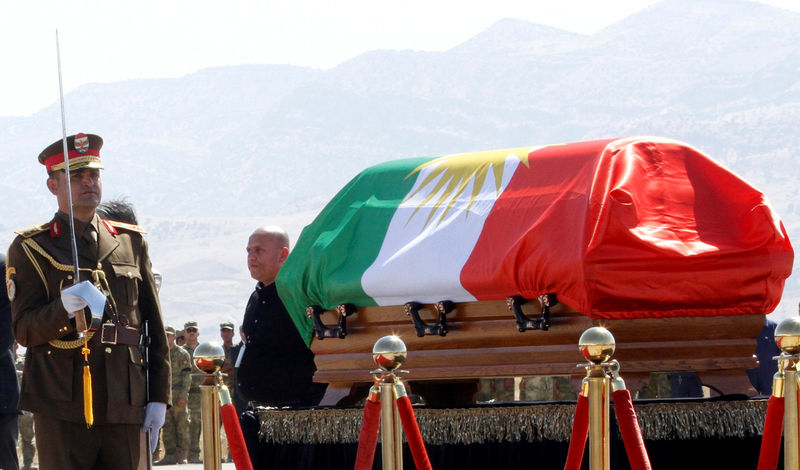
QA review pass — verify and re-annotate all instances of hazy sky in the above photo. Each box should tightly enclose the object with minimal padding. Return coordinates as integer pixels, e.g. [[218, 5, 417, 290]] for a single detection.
[[2, 0, 798, 117]]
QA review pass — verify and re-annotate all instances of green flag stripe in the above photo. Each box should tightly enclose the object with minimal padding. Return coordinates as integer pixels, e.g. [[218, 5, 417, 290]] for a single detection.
[[277, 156, 435, 345]]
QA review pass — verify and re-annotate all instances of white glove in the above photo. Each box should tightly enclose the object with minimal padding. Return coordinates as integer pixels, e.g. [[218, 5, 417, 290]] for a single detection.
[[60, 287, 88, 318], [142, 402, 167, 453], [61, 281, 106, 319]]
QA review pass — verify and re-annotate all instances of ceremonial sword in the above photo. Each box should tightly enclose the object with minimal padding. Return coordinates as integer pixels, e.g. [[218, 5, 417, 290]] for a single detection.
[[56, 30, 88, 335]]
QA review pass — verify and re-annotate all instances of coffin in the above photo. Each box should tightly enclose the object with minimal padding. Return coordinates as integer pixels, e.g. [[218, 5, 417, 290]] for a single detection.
[[275, 137, 794, 396]]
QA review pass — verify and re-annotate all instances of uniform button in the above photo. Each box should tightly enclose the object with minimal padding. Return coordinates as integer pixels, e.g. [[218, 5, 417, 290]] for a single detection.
[[67, 275, 73, 280], [97, 263, 103, 269], [47, 350, 52, 355], [128, 272, 133, 278], [261, 301, 266, 304], [105, 347, 112, 354]]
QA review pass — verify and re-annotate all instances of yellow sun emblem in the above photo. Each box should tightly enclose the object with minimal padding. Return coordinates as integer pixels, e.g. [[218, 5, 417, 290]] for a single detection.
[[404, 146, 545, 228]]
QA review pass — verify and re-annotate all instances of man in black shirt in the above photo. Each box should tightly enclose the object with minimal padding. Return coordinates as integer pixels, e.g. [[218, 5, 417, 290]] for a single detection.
[[237, 227, 326, 407]]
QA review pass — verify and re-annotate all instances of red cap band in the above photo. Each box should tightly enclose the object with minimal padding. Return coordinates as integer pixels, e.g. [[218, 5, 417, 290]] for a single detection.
[[44, 148, 101, 172]]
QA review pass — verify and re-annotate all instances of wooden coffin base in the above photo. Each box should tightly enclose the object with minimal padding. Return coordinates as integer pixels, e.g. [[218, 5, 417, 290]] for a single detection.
[[310, 299, 765, 405]]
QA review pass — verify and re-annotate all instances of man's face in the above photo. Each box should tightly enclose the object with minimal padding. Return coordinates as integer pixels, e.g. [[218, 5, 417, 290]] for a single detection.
[[247, 233, 288, 285], [220, 328, 234, 344], [166, 333, 176, 348], [47, 168, 102, 215], [185, 326, 199, 342]]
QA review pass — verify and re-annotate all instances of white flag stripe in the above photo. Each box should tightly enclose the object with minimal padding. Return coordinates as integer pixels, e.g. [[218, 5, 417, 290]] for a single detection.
[[361, 152, 522, 306]]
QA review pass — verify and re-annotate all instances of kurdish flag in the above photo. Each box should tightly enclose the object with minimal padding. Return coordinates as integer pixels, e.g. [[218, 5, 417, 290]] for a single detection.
[[278, 137, 793, 344]]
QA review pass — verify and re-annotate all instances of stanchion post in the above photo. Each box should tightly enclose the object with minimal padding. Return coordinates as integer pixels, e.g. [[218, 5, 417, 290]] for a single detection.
[[775, 318, 800, 470], [579, 327, 616, 470], [192, 342, 226, 470], [372, 336, 408, 470], [379, 379, 401, 470]]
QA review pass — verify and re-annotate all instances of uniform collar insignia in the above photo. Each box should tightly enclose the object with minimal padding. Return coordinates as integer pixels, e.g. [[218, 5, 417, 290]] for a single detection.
[[50, 221, 62, 238], [101, 219, 118, 234]]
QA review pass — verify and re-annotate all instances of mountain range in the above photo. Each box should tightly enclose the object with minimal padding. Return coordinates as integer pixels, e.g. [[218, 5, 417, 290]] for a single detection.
[[1, 0, 798, 336]]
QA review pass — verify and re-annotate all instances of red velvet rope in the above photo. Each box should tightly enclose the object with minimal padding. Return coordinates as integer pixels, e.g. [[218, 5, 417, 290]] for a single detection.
[[220, 403, 254, 470], [354, 398, 382, 470], [396, 395, 433, 470], [612, 389, 652, 470], [757, 395, 785, 470], [563, 394, 589, 470]]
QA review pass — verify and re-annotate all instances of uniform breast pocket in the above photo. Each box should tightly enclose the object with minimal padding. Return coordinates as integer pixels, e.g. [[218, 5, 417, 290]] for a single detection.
[[112, 263, 142, 306]]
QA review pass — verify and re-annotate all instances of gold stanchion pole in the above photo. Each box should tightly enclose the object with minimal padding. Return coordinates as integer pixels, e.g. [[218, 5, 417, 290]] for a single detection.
[[192, 342, 226, 470], [579, 327, 615, 470], [372, 336, 408, 470], [775, 318, 800, 470], [379, 379, 399, 470], [200, 383, 222, 470]]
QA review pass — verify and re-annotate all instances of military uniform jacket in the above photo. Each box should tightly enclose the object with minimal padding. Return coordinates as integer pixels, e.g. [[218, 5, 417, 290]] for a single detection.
[[7, 211, 170, 424]]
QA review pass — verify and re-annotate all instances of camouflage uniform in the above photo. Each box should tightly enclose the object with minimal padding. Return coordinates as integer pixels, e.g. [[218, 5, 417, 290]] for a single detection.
[[158, 344, 191, 464], [521, 376, 577, 401], [15, 355, 35, 470], [183, 342, 203, 462], [637, 372, 672, 399], [478, 376, 577, 402]]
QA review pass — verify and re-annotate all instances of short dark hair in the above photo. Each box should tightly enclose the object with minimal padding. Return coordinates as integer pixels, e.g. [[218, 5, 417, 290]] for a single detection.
[[97, 198, 138, 224]]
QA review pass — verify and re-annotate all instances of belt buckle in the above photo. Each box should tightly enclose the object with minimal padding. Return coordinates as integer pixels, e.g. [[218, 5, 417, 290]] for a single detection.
[[100, 322, 118, 345]]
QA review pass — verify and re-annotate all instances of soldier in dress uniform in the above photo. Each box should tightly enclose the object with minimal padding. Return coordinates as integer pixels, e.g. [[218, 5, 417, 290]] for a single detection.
[[6, 133, 170, 470], [154, 326, 191, 466], [181, 321, 203, 463]]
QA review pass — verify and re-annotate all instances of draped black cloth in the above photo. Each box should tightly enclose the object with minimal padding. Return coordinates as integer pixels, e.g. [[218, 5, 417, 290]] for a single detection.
[[242, 397, 769, 470]]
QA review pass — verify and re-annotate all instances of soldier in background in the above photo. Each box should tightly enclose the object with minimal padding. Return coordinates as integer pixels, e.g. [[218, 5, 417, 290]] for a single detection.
[[218, 322, 235, 463], [14, 345, 36, 470], [182, 321, 203, 464], [155, 327, 191, 466], [175, 330, 186, 348], [229, 327, 248, 416], [219, 322, 235, 392]]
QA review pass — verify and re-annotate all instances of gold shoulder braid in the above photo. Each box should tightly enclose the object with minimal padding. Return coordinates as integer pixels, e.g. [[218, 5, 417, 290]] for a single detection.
[[19, 238, 114, 350], [14, 223, 50, 239], [105, 220, 147, 234]]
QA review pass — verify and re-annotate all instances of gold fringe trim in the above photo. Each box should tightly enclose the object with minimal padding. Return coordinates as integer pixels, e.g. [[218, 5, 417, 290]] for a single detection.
[[634, 399, 766, 441], [256, 400, 768, 444]]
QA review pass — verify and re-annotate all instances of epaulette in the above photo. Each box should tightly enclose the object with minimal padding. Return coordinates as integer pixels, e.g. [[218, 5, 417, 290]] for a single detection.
[[102, 219, 147, 234], [14, 222, 50, 239]]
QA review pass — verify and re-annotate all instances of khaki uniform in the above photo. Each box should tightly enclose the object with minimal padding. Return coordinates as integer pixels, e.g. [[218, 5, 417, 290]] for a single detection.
[[183, 343, 203, 461], [161, 345, 191, 461], [7, 212, 170, 470]]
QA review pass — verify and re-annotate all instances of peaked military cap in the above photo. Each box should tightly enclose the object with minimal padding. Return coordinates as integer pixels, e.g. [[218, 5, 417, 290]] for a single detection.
[[184, 321, 198, 330], [219, 321, 234, 331], [39, 133, 103, 173], [164, 326, 176, 335], [176, 330, 185, 338]]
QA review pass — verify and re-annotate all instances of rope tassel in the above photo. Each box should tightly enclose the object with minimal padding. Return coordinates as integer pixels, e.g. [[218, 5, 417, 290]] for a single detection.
[[81, 342, 93, 427]]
